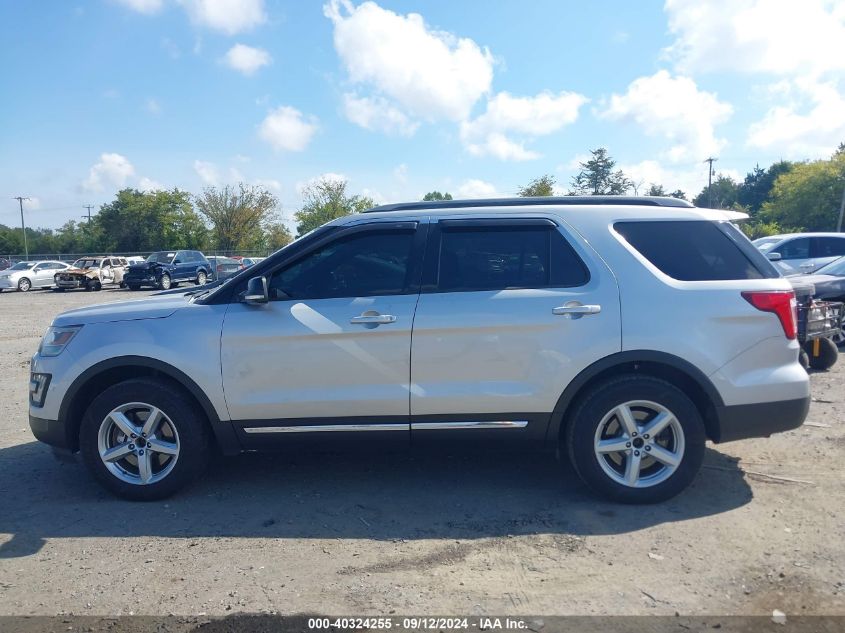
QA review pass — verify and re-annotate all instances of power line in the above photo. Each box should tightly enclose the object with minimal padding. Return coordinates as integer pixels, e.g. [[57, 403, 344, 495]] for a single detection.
[[703, 157, 718, 208]]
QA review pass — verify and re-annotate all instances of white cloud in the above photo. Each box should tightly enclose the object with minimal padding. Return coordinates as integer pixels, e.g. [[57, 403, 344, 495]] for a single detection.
[[618, 159, 740, 200], [193, 160, 220, 186], [23, 197, 41, 210], [600, 71, 733, 163], [254, 178, 282, 192], [82, 153, 135, 192], [113, 0, 163, 15], [663, 0, 845, 76], [324, 0, 493, 122], [342, 93, 420, 137], [393, 163, 408, 184], [179, 0, 266, 35], [258, 106, 318, 152], [747, 78, 845, 157], [460, 90, 587, 161], [222, 44, 271, 75], [456, 179, 499, 199], [161, 37, 181, 59], [144, 98, 161, 114], [139, 177, 166, 191]]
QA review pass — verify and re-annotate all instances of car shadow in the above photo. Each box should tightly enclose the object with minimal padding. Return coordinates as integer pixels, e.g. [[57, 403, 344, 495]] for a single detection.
[[0, 442, 752, 558]]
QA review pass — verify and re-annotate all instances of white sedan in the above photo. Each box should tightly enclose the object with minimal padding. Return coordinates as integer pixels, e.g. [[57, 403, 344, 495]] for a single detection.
[[0, 260, 71, 292]]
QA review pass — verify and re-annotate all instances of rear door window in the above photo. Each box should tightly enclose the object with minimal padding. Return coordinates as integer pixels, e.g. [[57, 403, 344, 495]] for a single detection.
[[812, 237, 845, 258], [435, 224, 589, 292], [615, 220, 777, 280]]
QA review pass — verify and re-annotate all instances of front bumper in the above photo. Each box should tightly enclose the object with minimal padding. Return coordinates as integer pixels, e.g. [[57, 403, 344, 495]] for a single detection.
[[30, 414, 75, 452], [55, 277, 87, 289], [712, 395, 810, 443], [124, 273, 158, 286], [0, 278, 16, 288]]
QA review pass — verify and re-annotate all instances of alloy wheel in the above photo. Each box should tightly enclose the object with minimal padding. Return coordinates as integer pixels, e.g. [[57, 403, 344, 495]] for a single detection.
[[18, 278, 31, 292], [593, 400, 685, 488], [97, 402, 180, 485]]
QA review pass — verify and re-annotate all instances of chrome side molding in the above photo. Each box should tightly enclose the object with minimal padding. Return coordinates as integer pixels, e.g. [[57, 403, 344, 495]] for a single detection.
[[411, 420, 528, 430]]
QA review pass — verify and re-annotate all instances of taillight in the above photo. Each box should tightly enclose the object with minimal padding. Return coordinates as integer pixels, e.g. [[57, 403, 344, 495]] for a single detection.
[[742, 290, 797, 339]]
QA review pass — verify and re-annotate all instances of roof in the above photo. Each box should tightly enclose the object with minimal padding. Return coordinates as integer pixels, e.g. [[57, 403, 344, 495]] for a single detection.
[[364, 195, 694, 213]]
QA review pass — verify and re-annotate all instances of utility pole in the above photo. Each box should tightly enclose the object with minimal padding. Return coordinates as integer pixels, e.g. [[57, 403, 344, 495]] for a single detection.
[[82, 204, 95, 224], [837, 181, 845, 232], [13, 196, 30, 260], [703, 157, 718, 208]]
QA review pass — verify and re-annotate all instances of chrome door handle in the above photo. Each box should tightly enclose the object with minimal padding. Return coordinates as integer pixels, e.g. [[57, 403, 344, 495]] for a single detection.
[[552, 304, 601, 316], [350, 313, 397, 325]]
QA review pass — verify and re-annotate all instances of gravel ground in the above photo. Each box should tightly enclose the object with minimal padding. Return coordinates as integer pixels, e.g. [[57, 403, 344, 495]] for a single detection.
[[0, 287, 843, 617]]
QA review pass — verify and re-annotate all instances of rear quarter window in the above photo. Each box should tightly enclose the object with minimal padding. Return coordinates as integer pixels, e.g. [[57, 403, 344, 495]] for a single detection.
[[615, 220, 778, 281]]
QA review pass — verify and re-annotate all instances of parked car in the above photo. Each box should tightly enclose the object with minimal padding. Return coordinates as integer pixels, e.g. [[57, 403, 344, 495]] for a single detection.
[[753, 233, 845, 274], [0, 258, 11, 271], [29, 196, 809, 503], [54, 256, 128, 291], [206, 255, 243, 281], [0, 260, 70, 292], [124, 256, 146, 265], [241, 257, 265, 267], [123, 250, 211, 290]]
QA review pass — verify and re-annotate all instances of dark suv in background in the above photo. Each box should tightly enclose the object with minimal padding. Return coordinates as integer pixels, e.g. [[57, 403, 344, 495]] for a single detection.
[[123, 250, 211, 290]]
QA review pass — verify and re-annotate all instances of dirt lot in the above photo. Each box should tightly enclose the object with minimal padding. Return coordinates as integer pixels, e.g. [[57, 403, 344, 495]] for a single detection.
[[0, 287, 843, 617]]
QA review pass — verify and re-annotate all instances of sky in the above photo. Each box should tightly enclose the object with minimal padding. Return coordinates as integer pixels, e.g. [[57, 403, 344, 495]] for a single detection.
[[1, 0, 844, 231]]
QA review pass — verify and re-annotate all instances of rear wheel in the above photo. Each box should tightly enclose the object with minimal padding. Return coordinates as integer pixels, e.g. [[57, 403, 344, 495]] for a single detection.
[[566, 375, 705, 504], [17, 277, 31, 292], [79, 378, 211, 500]]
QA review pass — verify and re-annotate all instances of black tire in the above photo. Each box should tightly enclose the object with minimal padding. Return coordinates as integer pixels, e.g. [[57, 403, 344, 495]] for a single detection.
[[805, 338, 838, 371], [196, 270, 208, 286], [798, 349, 810, 370], [79, 378, 211, 501], [565, 374, 706, 504], [158, 273, 171, 290], [89, 280, 102, 291], [17, 277, 32, 292]]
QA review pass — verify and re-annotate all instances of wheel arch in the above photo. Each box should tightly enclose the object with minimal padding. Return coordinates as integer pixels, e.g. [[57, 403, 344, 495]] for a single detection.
[[58, 356, 239, 454], [547, 351, 724, 446]]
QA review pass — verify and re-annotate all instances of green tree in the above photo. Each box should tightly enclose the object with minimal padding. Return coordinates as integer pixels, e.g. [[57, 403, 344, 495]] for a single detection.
[[646, 184, 666, 196], [97, 188, 207, 252], [518, 174, 556, 197], [736, 161, 793, 213], [739, 220, 784, 240], [194, 184, 277, 251], [569, 148, 632, 195], [760, 149, 845, 232], [669, 189, 688, 201], [265, 218, 294, 251], [422, 191, 453, 201], [693, 174, 740, 209], [294, 177, 374, 236]]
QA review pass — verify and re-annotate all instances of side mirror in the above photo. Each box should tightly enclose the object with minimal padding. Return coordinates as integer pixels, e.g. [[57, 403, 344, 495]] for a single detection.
[[243, 276, 269, 305], [766, 252, 782, 261], [32, 267, 41, 273]]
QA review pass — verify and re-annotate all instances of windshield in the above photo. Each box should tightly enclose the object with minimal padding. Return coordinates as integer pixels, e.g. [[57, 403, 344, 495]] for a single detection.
[[815, 255, 845, 276], [147, 252, 176, 264], [8, 262, 35, 271], [752, 237, 781, 251], [72, 258, 100, 268]]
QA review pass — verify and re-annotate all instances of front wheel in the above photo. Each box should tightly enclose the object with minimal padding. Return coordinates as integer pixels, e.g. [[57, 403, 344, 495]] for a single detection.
[[196, 270, 207, 286], [17, 277, 32, 292], [158, 274, 171, 290], [87, 279, 102, 291], [566, 375, 705, 504], [79, 378, 211, 500]]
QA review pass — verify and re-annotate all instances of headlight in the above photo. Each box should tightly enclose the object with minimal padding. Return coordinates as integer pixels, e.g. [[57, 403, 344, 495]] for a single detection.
[[38, 325, 82, 357]]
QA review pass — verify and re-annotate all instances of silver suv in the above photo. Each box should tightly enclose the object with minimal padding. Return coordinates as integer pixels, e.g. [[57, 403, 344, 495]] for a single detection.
[[29, 197, 810, 503]]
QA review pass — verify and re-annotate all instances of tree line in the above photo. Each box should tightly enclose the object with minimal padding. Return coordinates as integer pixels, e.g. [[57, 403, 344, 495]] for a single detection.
[[3, 144, 844, 256]]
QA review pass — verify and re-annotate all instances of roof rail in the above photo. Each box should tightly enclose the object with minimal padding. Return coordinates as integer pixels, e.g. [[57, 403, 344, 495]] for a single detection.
[[364, 195, 695, 213]]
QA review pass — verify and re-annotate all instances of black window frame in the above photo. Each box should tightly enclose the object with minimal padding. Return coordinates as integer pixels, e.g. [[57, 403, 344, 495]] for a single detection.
[[811, 236, 845, 258], [262, 221, 426, 302], [421, 218, 591, 294]]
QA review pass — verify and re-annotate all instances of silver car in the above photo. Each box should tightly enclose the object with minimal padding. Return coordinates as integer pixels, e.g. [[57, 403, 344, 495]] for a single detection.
[[29, 196, 809, 503], [0, 260, 70, 292]]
